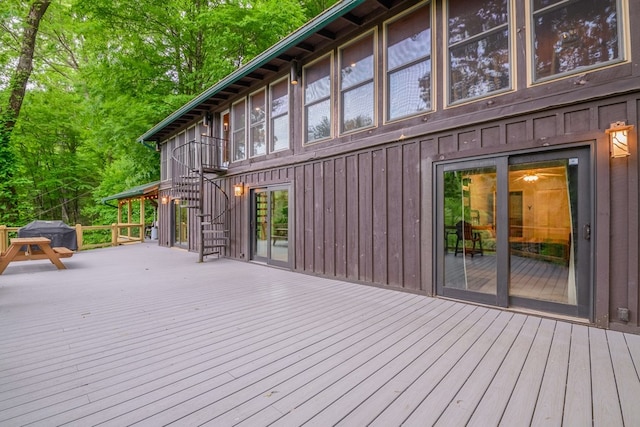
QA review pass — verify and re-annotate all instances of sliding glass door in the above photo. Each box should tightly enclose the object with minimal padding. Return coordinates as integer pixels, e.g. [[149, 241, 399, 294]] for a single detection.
[[436, 148, 591, 318], [251, 186, 290, 267]]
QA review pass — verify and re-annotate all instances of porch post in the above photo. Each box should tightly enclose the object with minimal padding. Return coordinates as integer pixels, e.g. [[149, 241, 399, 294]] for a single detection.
[[140, 197, 145, 242]]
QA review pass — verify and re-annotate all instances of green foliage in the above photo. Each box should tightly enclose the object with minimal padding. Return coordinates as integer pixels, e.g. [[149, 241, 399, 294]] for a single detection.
[[1, 0, 337, 227]]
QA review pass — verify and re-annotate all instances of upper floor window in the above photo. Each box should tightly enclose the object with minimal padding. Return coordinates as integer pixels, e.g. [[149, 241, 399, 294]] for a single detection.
[[270, 78, 289, 152], [232, 99, 246, 162], [304, 55, 332, 143], [385, 3, 432, 122], [532, 0, 621, 81], [340, 32, 375, 133], [448, 0, 510, 104], [250, 89, 266, 157]]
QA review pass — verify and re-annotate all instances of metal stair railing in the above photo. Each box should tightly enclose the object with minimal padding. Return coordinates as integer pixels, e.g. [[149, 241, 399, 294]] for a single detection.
[[171, 137, 230, 261]]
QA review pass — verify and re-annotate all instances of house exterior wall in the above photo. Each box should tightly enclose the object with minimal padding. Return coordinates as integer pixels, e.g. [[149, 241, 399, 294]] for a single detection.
[[153, 0, 640, 333]]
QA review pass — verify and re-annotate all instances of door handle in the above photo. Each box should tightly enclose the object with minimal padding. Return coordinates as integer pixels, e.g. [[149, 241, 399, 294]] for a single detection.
[[583, 224, 591, 241]]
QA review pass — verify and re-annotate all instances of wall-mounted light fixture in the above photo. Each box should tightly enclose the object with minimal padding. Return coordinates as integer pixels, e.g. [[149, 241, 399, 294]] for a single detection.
[[161, 196, 169, 205], [290, 60, 300, 85], [606, 121, 634, 158], [155, 142, 161, 152], [234, 183, 244, 197], [203, 112, 213, 127]]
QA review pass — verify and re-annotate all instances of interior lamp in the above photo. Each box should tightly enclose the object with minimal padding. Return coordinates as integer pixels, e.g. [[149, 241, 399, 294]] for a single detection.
[[606, 121, 634, 158]]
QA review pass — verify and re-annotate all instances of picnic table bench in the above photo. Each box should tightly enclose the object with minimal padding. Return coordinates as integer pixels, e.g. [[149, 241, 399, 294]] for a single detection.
[[0, 237, 73, 274]]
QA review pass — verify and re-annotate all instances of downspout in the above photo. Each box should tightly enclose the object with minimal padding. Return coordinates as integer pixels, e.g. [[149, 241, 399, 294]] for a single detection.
[[139, 139, 159, 151]]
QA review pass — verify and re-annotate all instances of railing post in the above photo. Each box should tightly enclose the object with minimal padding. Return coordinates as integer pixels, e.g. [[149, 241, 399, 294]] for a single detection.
[[75, 224, 83, 251], [111, 223, 118, 246], [140, 197, 145, 242], [0, 225, 7, 253]]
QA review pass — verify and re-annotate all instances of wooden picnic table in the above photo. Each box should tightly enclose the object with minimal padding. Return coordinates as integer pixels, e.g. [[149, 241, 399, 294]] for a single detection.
[[0, 237, 73, 274]]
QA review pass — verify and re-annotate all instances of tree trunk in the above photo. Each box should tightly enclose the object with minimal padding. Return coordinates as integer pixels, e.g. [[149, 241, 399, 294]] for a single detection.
[[0, 0, 51, 223]]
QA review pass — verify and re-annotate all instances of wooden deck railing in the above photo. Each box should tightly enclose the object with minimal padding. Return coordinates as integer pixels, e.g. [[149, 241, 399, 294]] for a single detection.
[[0, 223, 150, 253]]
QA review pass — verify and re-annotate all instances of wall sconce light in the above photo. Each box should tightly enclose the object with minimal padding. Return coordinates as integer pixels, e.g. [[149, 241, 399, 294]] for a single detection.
[[161, 196, 169, 205], [234, 183, 244, 197], [155, 142, 161, 152], [203, 112, 213, 127], [606, 121, 634, 158], [173, 198, 180, 205], [223, 122, 229, 132], [290, 60, 300, 85]]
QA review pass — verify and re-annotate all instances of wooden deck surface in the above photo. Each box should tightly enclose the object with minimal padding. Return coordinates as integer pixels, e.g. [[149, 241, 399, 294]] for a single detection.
[[1, 244, 639, 426]]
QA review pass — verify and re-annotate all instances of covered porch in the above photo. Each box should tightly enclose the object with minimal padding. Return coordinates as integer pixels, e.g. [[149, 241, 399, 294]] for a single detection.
[[1, 244, 639, 425], [101, 180, 160, 244]]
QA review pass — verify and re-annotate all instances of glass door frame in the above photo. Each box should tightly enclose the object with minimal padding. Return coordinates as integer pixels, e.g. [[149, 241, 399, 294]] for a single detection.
[[435, 157, 508, 307], [507, 148, 592, 318], [435, 147, 592, 319], [250, 185, 292, 269], [172, 200, 189, 249]]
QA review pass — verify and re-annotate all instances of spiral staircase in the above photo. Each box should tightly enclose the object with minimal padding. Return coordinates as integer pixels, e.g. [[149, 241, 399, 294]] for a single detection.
[[171, 136, 229, 262]]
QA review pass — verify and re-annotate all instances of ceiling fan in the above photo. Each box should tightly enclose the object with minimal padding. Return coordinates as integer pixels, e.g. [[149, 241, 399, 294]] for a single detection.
[[512, 170, 564, 182]]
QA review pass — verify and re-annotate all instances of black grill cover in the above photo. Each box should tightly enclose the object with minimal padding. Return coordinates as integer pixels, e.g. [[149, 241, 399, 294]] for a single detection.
[[18, 220, 77, 251]]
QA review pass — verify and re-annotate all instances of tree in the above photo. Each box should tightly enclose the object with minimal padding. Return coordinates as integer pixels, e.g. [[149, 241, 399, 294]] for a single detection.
[[0, 0, 51, 223], [1, 0, 339, 226]]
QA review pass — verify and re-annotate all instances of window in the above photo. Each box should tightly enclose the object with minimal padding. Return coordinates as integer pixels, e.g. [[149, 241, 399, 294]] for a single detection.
[[270, 79, 289, 152], [250, 89, 266, 157], [232, 100, 246, 162], [385, 3, 432, 121], [532, 0, 621, 81], [340, 32, 375, 133], [448, 0, 510, 104], [304, 55, 332, 143]]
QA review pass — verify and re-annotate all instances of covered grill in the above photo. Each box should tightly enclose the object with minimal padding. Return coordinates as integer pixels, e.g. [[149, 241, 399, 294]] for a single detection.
[[18, 221, 77, 251]]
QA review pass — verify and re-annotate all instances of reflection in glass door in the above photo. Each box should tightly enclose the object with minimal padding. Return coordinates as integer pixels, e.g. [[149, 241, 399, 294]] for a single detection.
[[442, 165, 498, 303], [173, 201, 189, 248], [436, 148, 591, 318], [254, 191, 268, 259], [251, 187, 289, 267]]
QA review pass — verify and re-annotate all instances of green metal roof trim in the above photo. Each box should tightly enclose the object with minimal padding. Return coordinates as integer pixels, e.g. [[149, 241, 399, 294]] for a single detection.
[[138, 0, 366, 143], [101, 181, 160, 203]]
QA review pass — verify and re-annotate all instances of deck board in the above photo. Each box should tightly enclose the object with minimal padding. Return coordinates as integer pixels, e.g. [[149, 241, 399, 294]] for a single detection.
[[498, 318, 556, 426], [531, 320, 571, 425], [466, 315, 541, 427], [563, 324, 592, 426], [419, 312, 521, 426], [589, 328, 624, 426], [606, 330, 640, 425], [0, 244, 638, 426]]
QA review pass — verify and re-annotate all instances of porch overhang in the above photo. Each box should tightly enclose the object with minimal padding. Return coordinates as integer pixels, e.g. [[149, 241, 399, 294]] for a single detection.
[[101, 181, 160, 204]]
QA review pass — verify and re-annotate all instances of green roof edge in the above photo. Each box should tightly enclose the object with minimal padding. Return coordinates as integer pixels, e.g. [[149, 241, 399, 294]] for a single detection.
[[137, 0, 366, 143], [101, 180, 161, 203]]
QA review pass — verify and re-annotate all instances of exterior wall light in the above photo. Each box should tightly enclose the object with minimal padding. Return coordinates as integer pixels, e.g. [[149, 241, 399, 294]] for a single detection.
[[161, 196, 169, 205], [234, 183, 244, 197], [606, 121, 634, 158]]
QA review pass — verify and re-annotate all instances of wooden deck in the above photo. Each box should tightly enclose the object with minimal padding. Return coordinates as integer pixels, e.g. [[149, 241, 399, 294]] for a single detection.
[[1, 244, 639, 426]]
